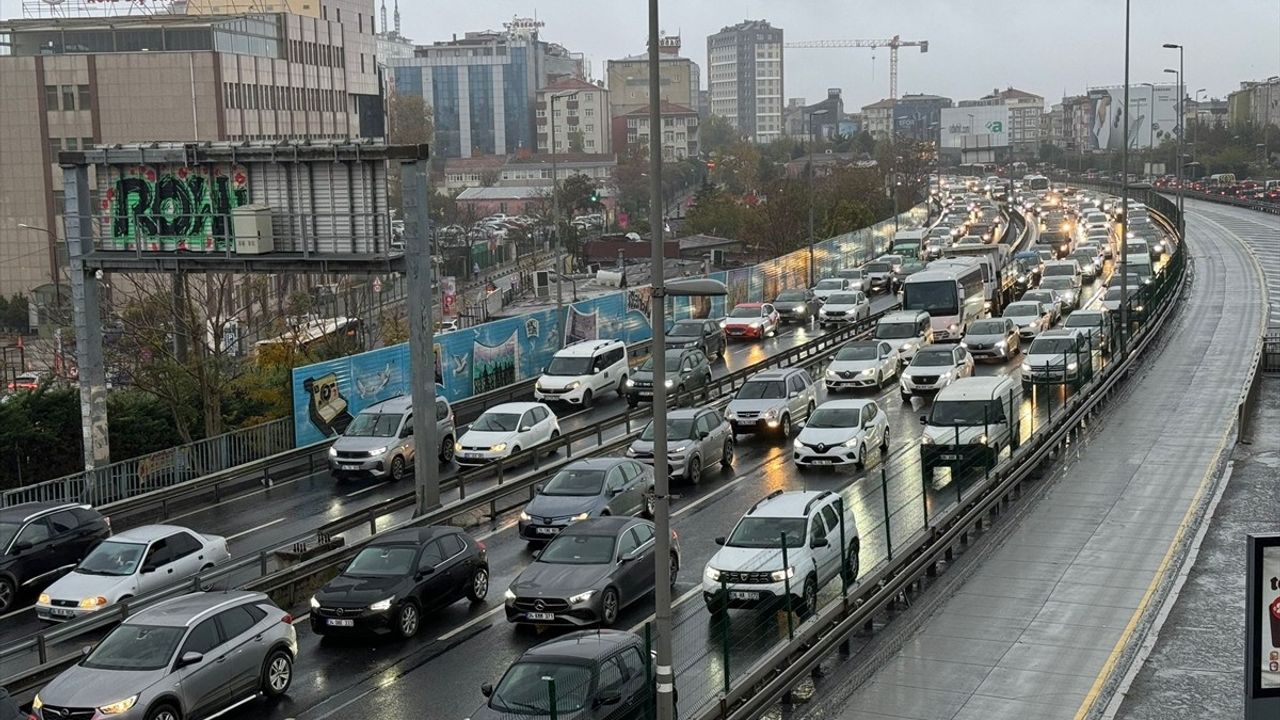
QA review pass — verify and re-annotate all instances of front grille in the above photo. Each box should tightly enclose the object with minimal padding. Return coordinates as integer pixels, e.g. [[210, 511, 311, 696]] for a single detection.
[[967, 343, 990, 351], [51, 599, 77, 608], [335, 450, 371, 459], [40, 707, 95, 720], [630, 451, 654, 459], [538, 387, 570, 394], [734, 412, 759, 420], [799, 441, 838, 453], [720, 570, 774, 584], [838, 371, 855, 379], [824, 311, 846, 318], [913, 375, 940, 385], [462, 445, 490, 452], [314, 605, 367, 619], [514, 597, 571, 612]]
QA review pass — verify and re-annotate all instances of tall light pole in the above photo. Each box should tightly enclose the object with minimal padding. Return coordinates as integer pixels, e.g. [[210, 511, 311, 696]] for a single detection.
[[893, 154, 903, 232], [1139, 82, 1157, 155], [806, 108, 829, 286], [1193, 88, 1207, 159], [17, 223, 61, 308], [1163, 42, 1185, 232], [1119, 0, 1131, 357], [549, 90, 579, 318]]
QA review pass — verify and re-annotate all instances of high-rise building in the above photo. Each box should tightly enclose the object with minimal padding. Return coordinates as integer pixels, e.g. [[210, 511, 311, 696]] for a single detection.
[[0, 1, 381, 299], [707, 19, 783, 143], [536, 77, 611, 155], [891, 93, 953, 144], [605, 34, 700, 119], [1227, 78, 1280, 129], [783, 89, 843, 139], [388, 19, 583, 158]]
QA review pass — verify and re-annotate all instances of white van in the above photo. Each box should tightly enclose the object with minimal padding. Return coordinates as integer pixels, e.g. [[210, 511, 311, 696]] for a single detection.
[[874, 310, 934, 364], [534, 338, 629, 407], [919, 376, 1022, 477]]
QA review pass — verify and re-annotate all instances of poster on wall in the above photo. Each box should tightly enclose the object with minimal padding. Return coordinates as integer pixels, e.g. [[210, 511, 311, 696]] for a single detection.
[[1259, 541, 1280, 692], [102, 164, 250, 252], [565, 306, 600, 346], [472, 332, 520, 394]]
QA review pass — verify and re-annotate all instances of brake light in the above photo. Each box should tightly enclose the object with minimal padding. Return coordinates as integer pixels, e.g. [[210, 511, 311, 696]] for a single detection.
[[282, 614, 293, 625], [477, 540, 487, 552], [103, 516, 112, 529]]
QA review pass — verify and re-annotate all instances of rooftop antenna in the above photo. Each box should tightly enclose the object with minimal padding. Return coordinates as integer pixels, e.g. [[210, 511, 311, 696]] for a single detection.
[[394, 0, 400, 36], [380, 0, 387, 34]]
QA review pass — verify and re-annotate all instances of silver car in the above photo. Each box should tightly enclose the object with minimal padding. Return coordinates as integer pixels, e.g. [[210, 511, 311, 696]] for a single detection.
[[33, 591, 297, 720], [725, 367, 823, 439], [627, 407, 734, 484], [328, 395, 456, 481]]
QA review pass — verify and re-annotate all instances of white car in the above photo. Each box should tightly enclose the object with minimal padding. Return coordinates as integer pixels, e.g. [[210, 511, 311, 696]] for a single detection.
[[1020, 289, 1063, 324], [874, 311, 934, 364], [811, 278, 853, 302], [825, 340, 899, 392], [1003, 300, 1055, 339], [534, 338, 629, 407], [900, 345, 975, 401], [1022, 329, 1094, 388], [36, 525, 229, 622], [1101, 285, 1143, 313], [817, 291, 871, 327], [793, 399, 890, 469], [454, 402, 561, 467]]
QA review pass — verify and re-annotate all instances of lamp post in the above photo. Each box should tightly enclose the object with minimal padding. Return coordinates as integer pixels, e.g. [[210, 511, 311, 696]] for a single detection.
[[1162, 51, 1184, 230], [1119, 0, 1131, 357], [17, 223, 61, 308], [549, 90, 580, 318], [893, 155, 903, 232], [1192, 88, 1207, 160], [806, 108, 830, 287]]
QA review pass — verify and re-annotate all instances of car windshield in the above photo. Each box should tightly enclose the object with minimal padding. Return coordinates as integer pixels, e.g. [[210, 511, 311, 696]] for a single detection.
[[1004, 304, 1040, 318], [775, 290, 806, 301], [641, 417, 698, 441], [1030, 338, 1078, 354], [670, 322, 703, 337], [0, 521, 18, 549], [344, 413, 402, 438], [930, 400, 999, 426], [545, 356, 594, 376], [815, 279, 845, 290], [1043, 265, 1074, 277], [736, 380, 785, 400], [729, 306, 760, 318], [472, 412, 521, 432], [865, 262, 892, 273], [83, 624, 184, 671], [807, 407, 863, 429], [541, 469, 605, 497], [902, 280, 959, 315], [835, 344, 878, 361], [75, 541, 146, 577], [826, 293, 862, 305], [912, 351, 954, 367], [838, 269, 865, 278], [1040, 278, 1073, 290], [538, 534, 616, 565], [875, 322, 918, 339], [968, 320, 1006, 335], [1066, 315, 1102, 328], [726, 517, 806, 549], [640, 354, 683, 372], [1024, 293, 1055, 306], [345, 545, 417, 576], [490, 661, 593, 715]]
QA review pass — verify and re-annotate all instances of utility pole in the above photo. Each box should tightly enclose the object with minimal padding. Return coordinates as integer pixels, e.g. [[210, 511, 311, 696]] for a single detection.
[[549, 91, 579, 318], [1163, 43, 1185, 233], [806, 109, 829, 286], [403, 159, 441, 514], [1118, 0, 1131, 358]]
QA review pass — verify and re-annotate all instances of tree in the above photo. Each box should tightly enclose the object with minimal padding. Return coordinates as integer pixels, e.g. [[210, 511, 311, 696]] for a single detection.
[[567, 129, 586, 154], [700, 114, 741, 157], [684, 184, 749, 239], [558, 174, 599, 215], [748, 179, 808, 260], [612, 147, 651, 223], [386, 93, 436, 214], [0, 295, 30, 333]]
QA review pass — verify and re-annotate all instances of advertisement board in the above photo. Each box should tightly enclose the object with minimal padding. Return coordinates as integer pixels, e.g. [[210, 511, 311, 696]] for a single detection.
[[940, 106, 1010, 149], [1247, 533, 1280, 718], [1085, 84, 1182, 151]]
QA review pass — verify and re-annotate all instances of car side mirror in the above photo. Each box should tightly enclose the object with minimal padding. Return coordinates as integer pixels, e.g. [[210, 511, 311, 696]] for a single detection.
[[519, 425, 533, 433], [596, 690, 624, 707], [714, 536, 727, 546], [918, 415, 927, 425], [608, 487, 623, 496], [81, 644, 94, 657], [811, 537, 830, 549], [12, 541, 32, 553], [416, 567, 435, 580], [699, 431, 710, 440], [534, 483, 544, 494], [400, 426, 413, 438], [481, 683, 494, 698], [177, 651, 204, 668], [141, 564, 158, 574]]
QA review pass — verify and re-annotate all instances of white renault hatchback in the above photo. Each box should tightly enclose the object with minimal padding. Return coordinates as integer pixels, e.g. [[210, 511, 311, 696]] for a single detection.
[[793, 399, 890, 470]]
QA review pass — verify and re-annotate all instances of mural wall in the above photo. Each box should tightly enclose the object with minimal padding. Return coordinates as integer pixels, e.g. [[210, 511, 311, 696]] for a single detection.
[[290, 207, 925, 446], [102, 164, 251, 251]]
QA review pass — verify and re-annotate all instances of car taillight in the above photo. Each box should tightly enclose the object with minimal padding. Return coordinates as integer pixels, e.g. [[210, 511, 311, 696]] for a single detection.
[[103, 516, 112, 529], [282, 614, 293, 624], [477, 540, 487, 552]]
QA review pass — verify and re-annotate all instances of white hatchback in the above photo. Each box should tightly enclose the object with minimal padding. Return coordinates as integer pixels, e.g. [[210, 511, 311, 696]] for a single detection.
[[455, 402, 561, 467], [793, 399, 890, 469]]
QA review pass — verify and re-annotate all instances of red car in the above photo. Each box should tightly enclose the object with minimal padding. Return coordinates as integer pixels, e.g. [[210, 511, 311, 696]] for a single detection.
[[5, 372, 45, 392], [721, 302, 780, 340]]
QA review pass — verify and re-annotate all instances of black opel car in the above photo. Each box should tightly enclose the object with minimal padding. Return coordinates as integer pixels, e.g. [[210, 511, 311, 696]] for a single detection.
[[0, 502, 110, 613], [310, 526, 488, 639]]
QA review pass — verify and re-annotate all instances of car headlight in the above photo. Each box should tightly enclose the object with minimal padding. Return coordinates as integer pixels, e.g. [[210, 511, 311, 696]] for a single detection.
[[38, 593, 50, 605], [669, 444, 689, 455], [310, 595, 320, 609], [625, 447, 637, 457], [826, 369, 837, 378], [725, 410, 737, 420], [454, 441, 464, 452], [1067, 362, 1079, 371], [719, 319, 727, 328], [770, 567, 796, 582], [626, 378, 635, 387], [79, 596, 108, 610], [565, 381, 580, 391], [369, 596, 395, 612], [568, 590, 595, 605], [861, 368, 876, 375], [519, 510, 531, 521], [97, 697, 138, 716], [572, 512, 591, 521], [504, 588, 516, 601], [749, 321, 761, 328], [490, 442, 508, 453], [705, 566, 721, 582], [795, 304, 807, 311], [1021, 362, 1031, 372], [900, 343, 912, 352], [32, 695, 42, 711], [843, 437, 860, 447], [921, 434, 935, 445], [328, 446, 338, 458], [995, 340, 1006, 348], [949, 324, 959, 332], [764, 408, 778, 419], [978, 434, 989, 445], [1017, 274, 1027, 283], [664, 379, 674, 388]]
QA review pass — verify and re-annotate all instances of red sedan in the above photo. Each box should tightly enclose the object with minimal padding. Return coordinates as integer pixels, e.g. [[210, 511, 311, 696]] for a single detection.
[[721, 302, 780, 340]]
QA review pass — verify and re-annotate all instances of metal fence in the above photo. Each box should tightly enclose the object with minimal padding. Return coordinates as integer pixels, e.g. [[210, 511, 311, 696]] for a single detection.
[[1264, 333, 1280, 374], [1, 416, 293, 508]]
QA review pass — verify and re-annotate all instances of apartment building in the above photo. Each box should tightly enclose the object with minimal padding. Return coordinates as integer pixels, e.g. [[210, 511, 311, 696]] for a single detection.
[[612, 101, 700, 160], [605, 34, 700, 119], [707, 19, 783, 143], [536, 77, 611, 155]]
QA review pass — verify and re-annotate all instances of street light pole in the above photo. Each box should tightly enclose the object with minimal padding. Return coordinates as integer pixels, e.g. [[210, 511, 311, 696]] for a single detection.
[[1119, 0, 1131, 357], [1163, 42, 1185, 232], [17, 223, 61, 307], [806, 108, 829, 287], [549, 90, 580, 319]]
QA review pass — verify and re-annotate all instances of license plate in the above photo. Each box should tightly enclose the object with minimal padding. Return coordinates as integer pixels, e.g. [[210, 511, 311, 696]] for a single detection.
[[327, 619, 355, 627], [49, 607, 74, 617], [728, 329, 744, 335], [809, 459, 833, 465], [729, 591, 759, 601], [526, 612, 556, 621], [536, 526, 560, 535], [460, 452, 483, 459], [341, 464, 361, 470], [939, 453, 960, 460], [639, 391, 653, 397]]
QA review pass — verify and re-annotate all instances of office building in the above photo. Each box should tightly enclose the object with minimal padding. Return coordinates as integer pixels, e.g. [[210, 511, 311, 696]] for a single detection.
[[707, 19, 783, 143], [1228, 78, 1280, 129], [891, 93, 952, 143], [861, 98, 896, 140], [962, 87, 1044, 156], [783, 89, 843, 139], [536, 77, 610, 155], [612, 101, 699, 160], [605, 34, 700, 119]]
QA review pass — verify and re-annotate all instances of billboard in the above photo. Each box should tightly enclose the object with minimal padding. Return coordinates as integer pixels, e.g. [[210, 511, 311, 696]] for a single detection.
[[940, 106, 1010, 149], [1085, 84, 1182, 151]]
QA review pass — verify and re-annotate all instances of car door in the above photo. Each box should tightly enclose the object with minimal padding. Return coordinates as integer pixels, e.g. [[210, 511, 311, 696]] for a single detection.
[[856, 292, 869, 320], [695, 412, 718, 461], [594, 653, 631, 720], [692, 351, 711, 387], [175, 617, 230, 716], [630, 524, 657, 594], [536, 406, 557, 444], [616, 646, 650, 719], [415, 539, 454, 604], [878, 342, 896, 378], [613, 526, 650, 600], [44, 510, 89, 570], [9, 517, 59, 587], [164, 531, 207, 579], [784, 374, 806, 419], [761, 304, 777, 332], [602, 466, 632, 515], [433, 534, 472, 602], [137, 537, 176, 594], [214, 603, 269, 701], [808, 514, 837, 584], [398, 413, 415, 464], [514, 409, 538, 448]]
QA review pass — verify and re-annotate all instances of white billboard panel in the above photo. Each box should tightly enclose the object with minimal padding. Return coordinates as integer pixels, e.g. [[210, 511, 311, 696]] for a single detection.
[[1086, 84, 1182, 150], [940, 106, 1011, 149]]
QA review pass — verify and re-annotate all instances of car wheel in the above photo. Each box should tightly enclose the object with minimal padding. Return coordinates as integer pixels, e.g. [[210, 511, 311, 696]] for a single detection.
[[721, 438, 734, 469], [582, 389, 594, 408], [780, 414, 792, 437], [439, 435, 455, 464], [875, 370, 884, 388], [881, 428, 890, 451], [643, 491, 656, 519], [600, 587, 620, 628], [146, 703, 181, 720], [675, 384, 686, 407], [0, 577, 14, 613], [687, 456, 702, 486], [467, 565, 489, 602], [389, 455, 406, 482], [901, 392, 911, 403], [715, 345, 724, 361], [798, 575, 819, 619], [261, 649, 293, 698], [806, 401, 816, 421], [843, 539, 861, 585], [855, 442, 866, 469], [617, 377, 628, 396], [396, 600, 421, 639], [627, 397, 639, 408]]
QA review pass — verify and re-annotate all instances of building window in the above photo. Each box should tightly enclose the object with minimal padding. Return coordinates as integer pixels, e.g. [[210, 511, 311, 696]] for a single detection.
[[64, 137, 78, 151], [585, 124, 593, 132], [78, 85, 92, 111], [585, 108, 594, 117], [82, 137, 94, 149], [61, 85, 76, 111], [48, 138, 61, 157], [44, 85, 59, 110], [586, 139, 595, 148]]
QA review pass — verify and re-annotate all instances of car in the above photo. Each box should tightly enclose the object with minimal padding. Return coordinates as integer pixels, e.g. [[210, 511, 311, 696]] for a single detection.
[[824, 340, 899, 392], [627, 407, 733, 485], [833, 268, 869, 292], [721, 303, 780, 340], [1070, 247, 1103, 280], [960, 318, 1021, 360], [6, 371, 46, 392], [518, 459, 655, 544], [1020, 289, 1063, 324], [811, 277, 854, 302], [793, 400, 890, 470], [535, 339, 629, 407], [665, 318, 725, 360], [36, 525, 229, 622], [919, 376, 1023, 477], [1003, 300, 1055, 339], [32, 591, 297, 720], [1063, 309, 1112, 354], [873, 311, 934, 364], [772, 288, 820, 324], [310, 526, 488, 638], [1100, 285, 1144, 313], [471, 630, 663, 720], [0, 502, 111, 613], [863, 259, 898, 293], [702, 490, 859, 618], [0, 688, 25, 720], [454, 402, 561, 467], [817, 291, 871, 327], [329, 395, 455, 481], [625, 348, 712, 407], [725, 367, 822, 438], [899, 345, 975, 401], [1038, 276, 1080, 312], [506, 517, 677, 628], [1021, 329, 1094, 388]]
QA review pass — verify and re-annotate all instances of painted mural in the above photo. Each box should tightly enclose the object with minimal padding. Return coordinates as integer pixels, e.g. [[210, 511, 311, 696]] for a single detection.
[[102, 164, 251, 251]]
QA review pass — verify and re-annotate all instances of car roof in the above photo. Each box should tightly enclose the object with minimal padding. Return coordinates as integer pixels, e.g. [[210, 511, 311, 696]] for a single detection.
[[935, 376, 1013, 401], [748, 368, 802, 381], [672, 318, 705, 324], [734, 302, 764, 308], [816, 399, 875, 411], [361, 395, 413, 414], [485, 402, 547, 413], [664, 407, 710, 420], [109, 525, 202, 543], [748, 490, 833, 517], [880, 310, 928, 322], [370, 525, 460, 546], [559, 457, 632, 472], [555, 339, 624, 357], [0, 502, 93, 523], [523, 629, 640, 661], [559, 515, 644, 536], [1036, 328, 1084, 340], [128, 591, 270, 628]]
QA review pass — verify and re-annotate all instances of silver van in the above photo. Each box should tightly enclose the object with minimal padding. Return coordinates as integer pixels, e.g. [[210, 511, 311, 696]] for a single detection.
[[328, 395, 456, 482]]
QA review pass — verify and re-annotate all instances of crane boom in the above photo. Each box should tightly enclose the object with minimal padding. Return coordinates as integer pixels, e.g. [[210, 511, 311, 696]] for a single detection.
[[785, 35, 929, 100]]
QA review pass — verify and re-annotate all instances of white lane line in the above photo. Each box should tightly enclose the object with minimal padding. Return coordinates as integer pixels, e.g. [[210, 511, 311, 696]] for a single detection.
[[628, 586, 700, 633], [0, 605, 33, 621], [291, 612, 310, 624], [226, 518, 285, 541], [343, 482, 389, 498], [437, 604, 505, 641], [308, 684, 381, 720]]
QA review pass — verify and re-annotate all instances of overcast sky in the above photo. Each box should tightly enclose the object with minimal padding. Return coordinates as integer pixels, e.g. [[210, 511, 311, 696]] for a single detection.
[[395, 0, 1279, 109]]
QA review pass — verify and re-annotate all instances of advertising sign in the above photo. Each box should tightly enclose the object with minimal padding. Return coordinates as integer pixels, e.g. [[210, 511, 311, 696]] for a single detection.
[[940, 106, 1010, 149], [442, 276, 457, 315], [1247, 534, 1280, 718], [1086, 84, 1182, 151]]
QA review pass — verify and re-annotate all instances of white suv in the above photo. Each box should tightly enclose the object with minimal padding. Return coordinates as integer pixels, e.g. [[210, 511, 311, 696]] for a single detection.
[[702, 490, 860, 618], [534, 339, 628, 407]]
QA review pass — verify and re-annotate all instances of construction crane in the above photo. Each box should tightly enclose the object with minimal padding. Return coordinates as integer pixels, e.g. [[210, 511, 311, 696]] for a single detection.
[[785, 36, 929, 100]]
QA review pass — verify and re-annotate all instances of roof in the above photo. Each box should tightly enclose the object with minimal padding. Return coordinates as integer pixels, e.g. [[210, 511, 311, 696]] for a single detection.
[[507, 153, 618, 166], [0, 502, 91, 522], [559, 515, 644, 535], [111, 525, 203, 542], [485, 402, 548, 413], [560, 457, 633, 472], [664, 407, 708, 419], [862, 98, 897, 110], [444, 155, 508, 172], [372, 526, 458, 546], [749, 490, 829, 517], [817, 399, 876, 411], [880, 310, 929, 322], [362, 395, 413, 413], [623, 101, 697, 116], [542, 77, 605, 93], [456, 187, 549, 201], [677, 234, 740, 251], [748, 368, 803, 381], [935, 376, 1016, 401], [555, 338, 625, 356], [131, 591, 267, 627], [525, 629, 640, 660]]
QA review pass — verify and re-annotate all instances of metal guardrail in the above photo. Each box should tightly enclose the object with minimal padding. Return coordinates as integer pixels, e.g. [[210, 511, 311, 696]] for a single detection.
[[1263, 334, 1280, 374]]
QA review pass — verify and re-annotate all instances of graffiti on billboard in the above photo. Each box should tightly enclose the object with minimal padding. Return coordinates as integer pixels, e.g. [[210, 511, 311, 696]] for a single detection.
[[103, 164, 250, 251]]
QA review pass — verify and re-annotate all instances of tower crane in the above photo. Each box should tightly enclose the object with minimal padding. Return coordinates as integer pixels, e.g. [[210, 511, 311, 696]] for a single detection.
[[785, 35, 929, 100]]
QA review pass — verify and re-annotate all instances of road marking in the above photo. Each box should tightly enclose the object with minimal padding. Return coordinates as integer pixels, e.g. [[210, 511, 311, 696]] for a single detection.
[[291, 612, 309, 624], [307, 684, 380, 720], [343, 482, 389, 498], [628, 586, 700, 633], [226, 518, 285, 541], [437, 604, 505, 641], [0, 605, 33, 621]]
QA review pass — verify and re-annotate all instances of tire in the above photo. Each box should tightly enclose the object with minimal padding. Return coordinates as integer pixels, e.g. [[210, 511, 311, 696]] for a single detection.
[[439, 435, 455, 464], [617, 377, 628, 397], [0, 577, 15, 613], [875, 370, 884, 388], [675, 385, 685, 407], [806, 401, 816, 421], [396, 601, 421, 639], [843, 540, 861, 585], [714, 345, 724, 362], [854, 442, 866, 470], [261, 649, 293, 699], [901, 392, 911, 403], [582, 389, 594, 408], [550, 430, 560, 441], [466, 565, 489, 603], [389, 455, 406, 482], [780, 414, 792, 437], [721, 438, 734, 469], [599, 587, 620, 628], [627, 397, 639, 408], [798, 576, 819, 619], [687, 456, 702, 486], [643, 492, 655, 519], [669, 553, 680, 589], [146, 703, 181, 720], [881, 428, 890, 452]]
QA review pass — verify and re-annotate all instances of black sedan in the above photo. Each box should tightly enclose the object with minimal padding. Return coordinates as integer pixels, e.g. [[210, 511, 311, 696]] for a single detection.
[[664, 318, 725, 361], [505, 516, 679, 628], [310, 526, 488, 639], [772, 288, 820, 324], [625, 348, 713, 407]]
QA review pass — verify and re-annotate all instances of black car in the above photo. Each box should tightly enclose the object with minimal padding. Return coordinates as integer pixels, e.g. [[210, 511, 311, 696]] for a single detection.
[[626, 348, 713, 407], [664, 319, 725, 361], [473, 630, 671, 720], [772, 289, 820, 324], [310, 526, 488, 639], [0, 502, 110, 612]]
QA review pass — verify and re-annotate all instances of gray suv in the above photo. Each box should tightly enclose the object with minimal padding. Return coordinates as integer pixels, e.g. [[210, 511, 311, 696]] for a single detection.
[[627, 407, 734, 484], [33, 591, 297, 720], [725, 367, 823, 439], [328, 395, 456, 481]]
